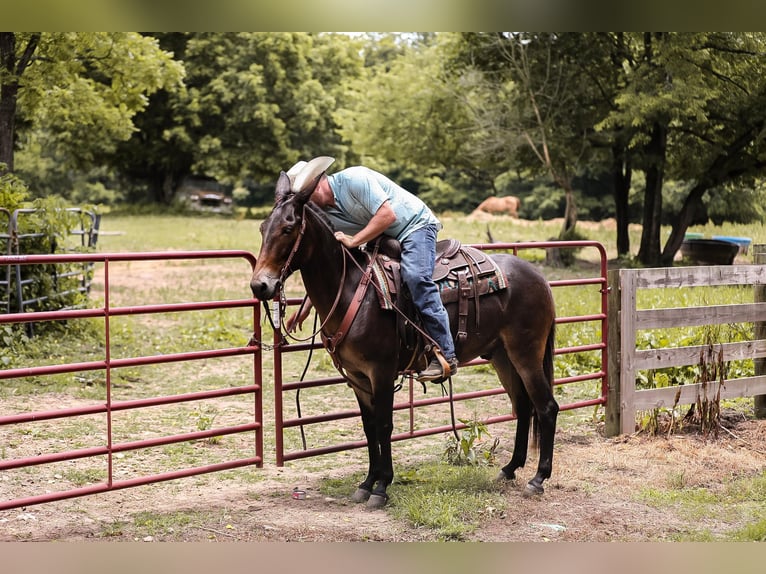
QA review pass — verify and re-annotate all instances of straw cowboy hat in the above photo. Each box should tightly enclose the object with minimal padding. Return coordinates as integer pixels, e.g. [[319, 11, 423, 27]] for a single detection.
[[286, 156, 335, 193]]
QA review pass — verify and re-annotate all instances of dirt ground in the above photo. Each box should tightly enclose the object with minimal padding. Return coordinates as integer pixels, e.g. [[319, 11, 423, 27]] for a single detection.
[[2, 412, 765, 543]]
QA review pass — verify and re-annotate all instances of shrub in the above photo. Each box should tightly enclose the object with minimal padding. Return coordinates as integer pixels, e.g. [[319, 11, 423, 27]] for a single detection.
[[1, 167, 98, 348]]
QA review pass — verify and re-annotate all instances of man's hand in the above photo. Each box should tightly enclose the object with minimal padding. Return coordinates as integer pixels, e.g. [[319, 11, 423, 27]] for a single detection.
[[333, 201, 396, 249], [286, 298, 313, 332], [334, 231, 356, 248]]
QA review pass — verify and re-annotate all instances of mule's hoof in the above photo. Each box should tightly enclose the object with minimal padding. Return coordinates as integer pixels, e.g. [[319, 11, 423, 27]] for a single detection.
[[523, 482, 545, 497], [351, 488, 371, 503], [495, 470, 514, 482], [366, 494, 388, 509]]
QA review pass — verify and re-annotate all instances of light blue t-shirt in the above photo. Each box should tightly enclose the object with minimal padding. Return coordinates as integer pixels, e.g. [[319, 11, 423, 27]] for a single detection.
[[324, 166, 441, 241]]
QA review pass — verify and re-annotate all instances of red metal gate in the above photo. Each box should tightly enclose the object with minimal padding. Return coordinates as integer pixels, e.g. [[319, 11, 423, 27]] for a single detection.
[[1, 241, 607, 510], [272, 240, 608, 465], [0, 250, 263, 511]]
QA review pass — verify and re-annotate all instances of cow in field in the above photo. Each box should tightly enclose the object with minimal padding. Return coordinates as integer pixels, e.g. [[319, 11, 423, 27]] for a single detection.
[[473, 195, 521, 218]]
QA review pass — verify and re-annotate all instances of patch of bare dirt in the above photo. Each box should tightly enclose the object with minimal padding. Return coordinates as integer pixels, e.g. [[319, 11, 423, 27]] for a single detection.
[[2, 416, 765, 542]]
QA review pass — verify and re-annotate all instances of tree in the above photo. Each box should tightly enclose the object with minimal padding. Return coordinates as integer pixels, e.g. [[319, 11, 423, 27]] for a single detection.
[[446, 33, 612, 238], [335, 33, 499, 210], [114, 32, 366, 205], [1, 33, 184, 187], [0, 33, 39, 172], [600, 32, 766, 265]]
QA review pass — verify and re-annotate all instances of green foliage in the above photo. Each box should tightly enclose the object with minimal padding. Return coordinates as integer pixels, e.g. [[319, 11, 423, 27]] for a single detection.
[[323, 463, 504, 540], [132, 510, 194, 537], [8, 33, 184, 203], [9, 197, 95, 311], [1, 170, 100, 348], [639, 470, 766, 541], [0, 166, 29, 211], [190, 406, 222, 445], [635, 317, 752, 436], [392, 464, 504, 540], [443, 418, 499, 467], [730, 518, 766, 542]]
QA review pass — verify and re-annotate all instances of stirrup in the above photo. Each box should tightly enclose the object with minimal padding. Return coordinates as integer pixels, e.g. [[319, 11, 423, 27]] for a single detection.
[[416, 349, 454, 383]]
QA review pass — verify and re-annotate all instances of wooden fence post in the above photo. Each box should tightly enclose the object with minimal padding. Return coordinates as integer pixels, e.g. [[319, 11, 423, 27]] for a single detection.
[[605, 269, 622, 437], [755, 244, 766, 419]]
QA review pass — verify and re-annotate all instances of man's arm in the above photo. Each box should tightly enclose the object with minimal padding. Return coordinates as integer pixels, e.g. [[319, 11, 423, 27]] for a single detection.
[[334, 200, 396, 248], [286, 297, 313, 332]]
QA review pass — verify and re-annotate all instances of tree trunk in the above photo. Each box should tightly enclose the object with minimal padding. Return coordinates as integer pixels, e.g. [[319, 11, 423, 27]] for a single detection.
[[0, 33, 17, 171], [560, 186, 578, 237], [612, 143, 632, 257], [0, 33, 39, 173], [660, 185, 707, 265], [637, 122, 667, 266], [148, 172, 179, 205], [161, 171, 177, 204]]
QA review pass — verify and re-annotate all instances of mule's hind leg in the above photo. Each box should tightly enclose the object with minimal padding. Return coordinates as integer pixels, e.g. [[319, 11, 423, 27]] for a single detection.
[[512, 358, 558, 495], [495, 332, 559, 495], [490, 351, 533, 483]]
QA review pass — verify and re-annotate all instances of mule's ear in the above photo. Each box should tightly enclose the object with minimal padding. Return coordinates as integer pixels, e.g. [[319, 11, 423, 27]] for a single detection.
[[275, 171, 292, 204]]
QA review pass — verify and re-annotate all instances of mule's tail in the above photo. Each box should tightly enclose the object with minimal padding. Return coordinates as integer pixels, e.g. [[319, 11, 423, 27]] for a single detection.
[[531, 322, 556, 449]]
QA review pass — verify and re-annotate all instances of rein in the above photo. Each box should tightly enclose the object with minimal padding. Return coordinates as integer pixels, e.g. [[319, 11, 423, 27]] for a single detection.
[[271, 201, 454, 399], [275, 206, 347, 344]]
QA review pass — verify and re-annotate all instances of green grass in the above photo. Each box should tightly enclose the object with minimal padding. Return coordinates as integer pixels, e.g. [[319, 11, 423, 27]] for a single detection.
[[96, 213, 262, 253], [639, 470, 766, 541], [131, 510, 195, 537], [320, 462, 505, 540]]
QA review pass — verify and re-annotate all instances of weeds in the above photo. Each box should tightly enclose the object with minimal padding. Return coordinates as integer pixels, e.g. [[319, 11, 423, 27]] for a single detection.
[[443, 418, 499, 467], [638, 325, 731, 437]]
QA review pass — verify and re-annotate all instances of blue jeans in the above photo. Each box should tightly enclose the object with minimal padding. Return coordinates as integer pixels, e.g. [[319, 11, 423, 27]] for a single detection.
[[399, 225, 456, 360]]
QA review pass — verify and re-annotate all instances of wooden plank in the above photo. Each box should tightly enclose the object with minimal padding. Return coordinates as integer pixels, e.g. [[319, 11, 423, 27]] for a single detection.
[[633, 375, 766, 410], [619, 270, 638, 435], [632, 265, 766, 289], [613, 261, 766, 434], [635, 301, 766, 330], [605, 269, 622, 437], [634, 339, 766, 370], [755, 246, 766, 417]]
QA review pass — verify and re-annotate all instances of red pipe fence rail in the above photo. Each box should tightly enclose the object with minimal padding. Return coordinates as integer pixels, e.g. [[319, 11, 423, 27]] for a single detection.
[[0, 251, 264, 511], [1, 241, 607, 511], [272, 240, 609, 465]]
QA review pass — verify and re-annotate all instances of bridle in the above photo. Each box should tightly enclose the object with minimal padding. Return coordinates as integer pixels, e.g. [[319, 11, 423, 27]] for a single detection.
[[260, 197, 460, 440], [267, 204, 348, 343]]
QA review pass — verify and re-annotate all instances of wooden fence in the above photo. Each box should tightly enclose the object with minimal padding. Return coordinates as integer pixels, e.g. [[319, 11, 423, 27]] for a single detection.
[[605, 250, 766, 436]]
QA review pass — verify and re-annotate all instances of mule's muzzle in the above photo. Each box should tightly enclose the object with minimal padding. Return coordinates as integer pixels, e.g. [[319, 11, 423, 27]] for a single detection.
[[250, 273, 280, 301]]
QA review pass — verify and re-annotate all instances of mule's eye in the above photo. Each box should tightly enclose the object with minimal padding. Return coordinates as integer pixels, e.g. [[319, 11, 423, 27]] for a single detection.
[[282, 225, 294, 235]]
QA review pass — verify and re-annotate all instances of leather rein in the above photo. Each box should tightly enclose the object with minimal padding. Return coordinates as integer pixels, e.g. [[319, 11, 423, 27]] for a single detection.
[[274, 203, 437, 375], [273, 205, 374, 352]]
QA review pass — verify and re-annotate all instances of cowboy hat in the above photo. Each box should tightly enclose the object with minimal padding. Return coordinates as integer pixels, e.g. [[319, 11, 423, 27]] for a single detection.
[[286, 156, 335, 192]]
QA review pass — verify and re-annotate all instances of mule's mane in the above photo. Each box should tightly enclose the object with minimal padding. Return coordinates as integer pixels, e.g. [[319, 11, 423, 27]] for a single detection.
[[304, 201, 337, 234]]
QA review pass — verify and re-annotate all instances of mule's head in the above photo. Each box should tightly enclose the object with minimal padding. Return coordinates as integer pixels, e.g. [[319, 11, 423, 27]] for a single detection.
[[250, 166, 325, 301]]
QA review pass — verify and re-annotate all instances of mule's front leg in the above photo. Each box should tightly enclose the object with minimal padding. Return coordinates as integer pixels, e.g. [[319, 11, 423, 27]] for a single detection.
[[351, 400, 378, 504], [350, 384, 394, 508]]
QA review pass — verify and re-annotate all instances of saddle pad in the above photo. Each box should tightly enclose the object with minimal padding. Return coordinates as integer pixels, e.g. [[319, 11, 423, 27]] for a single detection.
[[370, 249, 507, 310], [437, 257, 507, 303], [371, 256, 398, 310]]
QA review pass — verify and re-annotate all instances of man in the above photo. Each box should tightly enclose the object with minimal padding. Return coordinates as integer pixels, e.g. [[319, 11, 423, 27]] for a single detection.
[[287, 157, 457, 382]]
